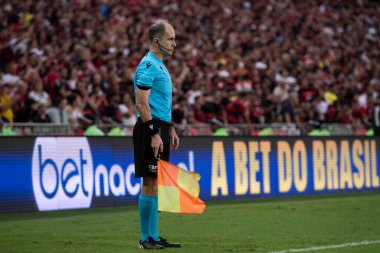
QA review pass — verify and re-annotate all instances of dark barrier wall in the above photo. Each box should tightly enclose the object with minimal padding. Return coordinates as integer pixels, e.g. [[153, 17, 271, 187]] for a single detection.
[[0, 137, 379, 212]]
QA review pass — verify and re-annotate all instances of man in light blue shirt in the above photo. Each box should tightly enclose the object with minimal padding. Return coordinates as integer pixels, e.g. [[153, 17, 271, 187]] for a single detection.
[[134, 52, 173, 123], [133, 22, 180, 250]]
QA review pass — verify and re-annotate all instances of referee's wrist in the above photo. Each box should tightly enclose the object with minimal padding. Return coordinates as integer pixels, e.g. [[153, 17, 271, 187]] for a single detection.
[[144, 119, 159, 136]]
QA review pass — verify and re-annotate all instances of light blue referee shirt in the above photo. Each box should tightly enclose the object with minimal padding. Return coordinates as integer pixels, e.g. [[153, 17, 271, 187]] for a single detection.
[[134, 52, 172, 123]]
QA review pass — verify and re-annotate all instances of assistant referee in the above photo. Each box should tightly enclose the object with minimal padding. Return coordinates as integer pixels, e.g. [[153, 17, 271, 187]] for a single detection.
[[133, 22, 181, 250]]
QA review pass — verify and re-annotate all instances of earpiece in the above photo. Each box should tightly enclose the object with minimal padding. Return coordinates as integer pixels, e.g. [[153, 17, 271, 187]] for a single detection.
[[156, 39, 171, 54]]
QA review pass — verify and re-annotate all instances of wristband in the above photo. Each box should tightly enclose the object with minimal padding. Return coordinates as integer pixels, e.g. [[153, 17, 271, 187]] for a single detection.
[[144, 119, 159, 136]]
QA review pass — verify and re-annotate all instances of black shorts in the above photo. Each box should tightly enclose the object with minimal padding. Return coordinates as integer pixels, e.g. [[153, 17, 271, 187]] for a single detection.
[[133, 118, 170, 178]]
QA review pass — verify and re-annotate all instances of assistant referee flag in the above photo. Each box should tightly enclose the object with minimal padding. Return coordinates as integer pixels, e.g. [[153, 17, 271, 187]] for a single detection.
[[157, 160, 206, 214]]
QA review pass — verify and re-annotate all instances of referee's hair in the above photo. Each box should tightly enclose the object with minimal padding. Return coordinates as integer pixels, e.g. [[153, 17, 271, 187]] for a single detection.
[[149, 22, 167, 42]]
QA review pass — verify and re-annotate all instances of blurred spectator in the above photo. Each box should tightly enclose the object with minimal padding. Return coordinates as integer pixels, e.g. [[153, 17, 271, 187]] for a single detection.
[[0, 83, 16, 123], [307, 120, 330, 136], [323, 83, 338, 106], [298, 81, 319, 104], [84, 91, 105, 117], [32, 103, 52, 123], [118, 93, 137, 126], [258, 127, 274, 136], [28, 80, 50, 106], [248, 93, 265, 123], [273, 80, 289, 109], [202, 93, 226, 123], [0, 81, 24, 123], [314, 95, 329, 122], [172, 95, 188, 124], [78, 114, 105, 136], [0, 114, 17, 136], [281, 93, 300, 124], [102, 92, 122, 124], [107, 126, 127, 136], [47, 96, 69, 124], [210, 118, 228, 136], [225, 91, 249, 124], [66, 94, 84, 127], [191, 95, 207, 123]]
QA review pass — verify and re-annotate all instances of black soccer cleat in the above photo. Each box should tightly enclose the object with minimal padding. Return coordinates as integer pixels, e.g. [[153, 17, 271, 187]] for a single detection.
[[138, 237, 164, 250], [156, 236, 181, 248]]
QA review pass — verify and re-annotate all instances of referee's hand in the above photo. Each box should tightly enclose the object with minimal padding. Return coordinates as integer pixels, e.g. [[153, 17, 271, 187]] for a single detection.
[[170, 126, 179, 151], [151, 134, 163, 159]]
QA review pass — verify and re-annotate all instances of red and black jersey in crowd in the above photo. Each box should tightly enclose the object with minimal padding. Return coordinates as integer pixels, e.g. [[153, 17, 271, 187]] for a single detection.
[[193, 105, 207, 123], [298, 87, 319, 103], [201, 102, 224, 123], [226, 98, 246, 124], [250, 104, 264, 123]]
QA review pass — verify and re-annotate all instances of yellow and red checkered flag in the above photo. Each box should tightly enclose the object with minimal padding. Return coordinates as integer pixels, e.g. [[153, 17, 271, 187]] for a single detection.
[[157, 160, 206, 214]]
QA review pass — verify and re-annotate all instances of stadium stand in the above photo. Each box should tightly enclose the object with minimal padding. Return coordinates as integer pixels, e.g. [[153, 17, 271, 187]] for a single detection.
[[0, 0, 379, 136]]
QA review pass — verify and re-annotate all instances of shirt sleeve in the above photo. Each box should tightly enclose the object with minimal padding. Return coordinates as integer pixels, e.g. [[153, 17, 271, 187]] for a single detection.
[[136, 61, 156, 89]]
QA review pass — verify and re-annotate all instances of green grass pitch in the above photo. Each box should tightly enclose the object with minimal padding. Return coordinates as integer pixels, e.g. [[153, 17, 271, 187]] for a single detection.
[[0, 193, 379, 253]]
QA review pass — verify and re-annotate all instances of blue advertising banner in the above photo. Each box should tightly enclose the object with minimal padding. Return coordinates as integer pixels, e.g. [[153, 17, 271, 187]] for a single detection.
[[0, 137, 379, 212]]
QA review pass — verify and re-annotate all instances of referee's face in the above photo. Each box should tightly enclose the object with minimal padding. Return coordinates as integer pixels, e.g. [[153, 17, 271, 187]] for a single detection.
[[162, 24, 176, 55]]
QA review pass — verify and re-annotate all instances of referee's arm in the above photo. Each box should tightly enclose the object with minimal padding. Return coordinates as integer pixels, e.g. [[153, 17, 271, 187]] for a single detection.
[[136, 86, 163, 156], [136, 87, 153, 123]]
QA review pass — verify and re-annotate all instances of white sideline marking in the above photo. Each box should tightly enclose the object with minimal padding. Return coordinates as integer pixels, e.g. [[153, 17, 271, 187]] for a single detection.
[[268, 240, 380, 253]]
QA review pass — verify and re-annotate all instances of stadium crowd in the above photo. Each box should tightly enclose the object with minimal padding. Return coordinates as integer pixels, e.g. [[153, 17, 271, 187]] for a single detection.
[[0, 0, 379, 135]]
